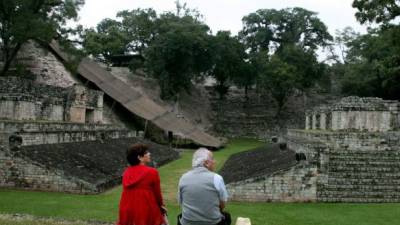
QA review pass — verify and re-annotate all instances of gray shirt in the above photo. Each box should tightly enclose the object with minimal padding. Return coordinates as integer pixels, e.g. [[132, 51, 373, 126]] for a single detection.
[[178, 167, 228, 225]]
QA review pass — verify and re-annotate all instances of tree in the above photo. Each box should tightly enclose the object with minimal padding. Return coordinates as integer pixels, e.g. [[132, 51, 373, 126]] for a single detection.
[[240, 7, 331, 112], [83, 19, 128, 62], [353, 0, 400, 24], [209, 31, 247, 99], [143, 12, 213, 100], [83, 8, 157, 61], [117, 8, 157, 55], [0, 0, 84, 76], [259, 44, 323, 113], [334, 27, 360, 63], [240, 7, 332, 54], [340, 25, 400, 99]]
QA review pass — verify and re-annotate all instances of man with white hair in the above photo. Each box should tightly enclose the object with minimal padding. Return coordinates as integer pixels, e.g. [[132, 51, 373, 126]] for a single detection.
[[178, 148, 230, 225]]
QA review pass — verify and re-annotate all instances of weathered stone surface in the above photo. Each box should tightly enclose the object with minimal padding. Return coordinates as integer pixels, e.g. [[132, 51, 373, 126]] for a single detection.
[[209, 87, 338, 139], [306, 96, 400, 132], [17, 41, 77, 88], [0, 137, 179, 194], [0, 77, 103, 123], [220, 144, 317, 202], [220, 144, 297, 184]]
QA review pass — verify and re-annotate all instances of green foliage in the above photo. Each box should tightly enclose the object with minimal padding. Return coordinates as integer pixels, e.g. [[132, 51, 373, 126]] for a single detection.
[[0, 0, 84, 76], [143, 12, 213, 100], [240, 7, 332, 54], [353, 0, 400, 24], [339, 25, 400, 99], [240, 7, 330, 112], [83, 19, 129, 62], [209, 31, 248, 99]]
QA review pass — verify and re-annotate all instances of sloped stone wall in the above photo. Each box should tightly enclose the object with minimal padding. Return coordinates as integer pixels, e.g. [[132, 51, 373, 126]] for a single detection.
[[0, 137, 179, 194], [17, 41, 77, 88], [227, 164, 318, 202]]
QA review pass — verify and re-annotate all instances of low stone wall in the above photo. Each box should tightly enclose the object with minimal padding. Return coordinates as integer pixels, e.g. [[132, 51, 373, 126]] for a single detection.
[[287, 129, 400, 151], [227, 164, 318, 202], [0, 121, 135, 146]]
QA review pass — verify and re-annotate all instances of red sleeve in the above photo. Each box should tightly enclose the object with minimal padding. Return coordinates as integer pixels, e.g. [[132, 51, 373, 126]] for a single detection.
[[151, 169, 164, 207]]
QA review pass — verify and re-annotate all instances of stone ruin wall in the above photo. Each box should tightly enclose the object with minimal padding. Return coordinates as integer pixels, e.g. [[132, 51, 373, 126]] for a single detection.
[[17, 41, 77, 88], [0, 133, 102, 194], [226, 97, 400, 203], [0, 77, 104, 123], [227, 164, 318, 202], [0, 42, 144, 193], [208, 87, 338, 139], [285, 97, 400, 202], [1, 121, 136, 146], [305, 97, 400, 132]]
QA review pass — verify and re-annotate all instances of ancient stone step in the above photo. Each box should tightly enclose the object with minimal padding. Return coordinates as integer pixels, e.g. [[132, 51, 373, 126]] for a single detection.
[[326, 172, 400, 179], [317, 197, 400, 203], [327, 177, 400, 185], [329, 166, 400, 173], [321, 184, 400, 191], [328, 161, 400, 167]]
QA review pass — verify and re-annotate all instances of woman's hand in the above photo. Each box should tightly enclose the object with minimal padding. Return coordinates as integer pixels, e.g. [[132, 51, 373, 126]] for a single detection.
[[161, 205, 168, 215]]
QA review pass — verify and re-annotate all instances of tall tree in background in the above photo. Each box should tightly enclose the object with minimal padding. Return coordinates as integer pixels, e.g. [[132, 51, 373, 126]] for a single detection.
[[340, 26, 400, 99], [240, 7, 332, 113], [83, 8, 157, 62], [143, 11, 213, 100], [240, 7, 332, 54], [336, 0, 400, 100], [209, 31, 247, 99], [0, 0, 84, 76], [83, 19, 128, 62]]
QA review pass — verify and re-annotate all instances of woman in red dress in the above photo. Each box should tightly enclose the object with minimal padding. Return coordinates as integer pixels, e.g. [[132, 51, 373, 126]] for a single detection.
[[117, 143, 167, 225]]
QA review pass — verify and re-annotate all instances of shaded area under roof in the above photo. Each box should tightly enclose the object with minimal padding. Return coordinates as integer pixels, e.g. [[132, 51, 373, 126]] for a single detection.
[[220, 144, 297, 184], [49, 41, 222, 148]]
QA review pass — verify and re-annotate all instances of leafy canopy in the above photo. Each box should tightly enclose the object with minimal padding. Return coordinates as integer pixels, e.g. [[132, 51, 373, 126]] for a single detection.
[[353, 0, 400, 24], [240, 7, 332, 54], [240, 7, 331, 112]]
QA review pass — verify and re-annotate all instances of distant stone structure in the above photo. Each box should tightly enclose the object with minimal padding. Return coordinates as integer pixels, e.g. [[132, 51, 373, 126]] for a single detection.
[[0, 41, 180, 194], [0, 77, 103, 123], [305, 96, 400, 131], [224, 96, 400, 203]]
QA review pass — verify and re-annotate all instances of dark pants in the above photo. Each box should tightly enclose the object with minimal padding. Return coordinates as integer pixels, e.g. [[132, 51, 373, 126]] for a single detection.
[[177, 212, 231, 225]]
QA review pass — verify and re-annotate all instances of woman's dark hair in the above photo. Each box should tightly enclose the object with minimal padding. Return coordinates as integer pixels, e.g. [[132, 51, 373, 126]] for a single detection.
[[127, 143, 149, 165]]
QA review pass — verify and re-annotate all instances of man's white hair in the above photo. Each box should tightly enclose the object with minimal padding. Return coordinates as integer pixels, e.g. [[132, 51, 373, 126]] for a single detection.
[[192, 147, 211, 168]]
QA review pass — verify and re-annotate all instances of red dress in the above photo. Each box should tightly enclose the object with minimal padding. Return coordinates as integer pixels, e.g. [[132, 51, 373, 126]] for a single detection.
[[117, 165, 165, 225]]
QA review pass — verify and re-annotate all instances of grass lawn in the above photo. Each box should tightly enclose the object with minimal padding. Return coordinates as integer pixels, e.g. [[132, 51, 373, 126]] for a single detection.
[[1, 138, 400, 225]]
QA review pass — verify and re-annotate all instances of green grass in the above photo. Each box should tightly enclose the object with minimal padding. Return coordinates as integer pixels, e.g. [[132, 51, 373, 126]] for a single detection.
[[1, 138, 400, 225]]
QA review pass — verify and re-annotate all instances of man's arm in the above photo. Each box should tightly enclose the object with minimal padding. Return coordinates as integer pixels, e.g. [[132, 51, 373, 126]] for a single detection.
[[214, 174, 228, 210]]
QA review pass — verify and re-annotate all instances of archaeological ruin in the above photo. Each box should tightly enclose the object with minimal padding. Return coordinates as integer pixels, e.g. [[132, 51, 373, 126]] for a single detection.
[[0, 40, 211, 193], [222, 96, 400, 202]]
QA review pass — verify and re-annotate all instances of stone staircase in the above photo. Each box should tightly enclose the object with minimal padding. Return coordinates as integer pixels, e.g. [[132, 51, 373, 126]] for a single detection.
[[318, 149, 400, 202]]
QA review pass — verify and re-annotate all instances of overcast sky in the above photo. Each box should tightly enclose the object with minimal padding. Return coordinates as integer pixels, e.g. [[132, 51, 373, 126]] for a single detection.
[[77, 0, 367, 36]]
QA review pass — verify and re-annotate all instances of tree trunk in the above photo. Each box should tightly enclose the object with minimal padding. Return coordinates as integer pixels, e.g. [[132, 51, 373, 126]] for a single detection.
[[0, 43, 22, 76]]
